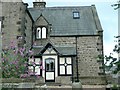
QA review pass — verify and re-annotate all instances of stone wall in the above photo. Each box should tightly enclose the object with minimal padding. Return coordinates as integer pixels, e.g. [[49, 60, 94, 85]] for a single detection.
[[50, 37, 76, 46], [1, 2, 27, 49], [55, 76, 72, 85], [50, 36, 106, 85], [77, 36, 102, 76], [33, 36, 76, 47], [77, 36, 105, 84]]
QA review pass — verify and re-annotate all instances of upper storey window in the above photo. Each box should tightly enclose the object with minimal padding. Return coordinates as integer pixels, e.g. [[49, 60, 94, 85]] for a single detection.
[[73, 12, 80, 19], [36, 27, 47, 39]]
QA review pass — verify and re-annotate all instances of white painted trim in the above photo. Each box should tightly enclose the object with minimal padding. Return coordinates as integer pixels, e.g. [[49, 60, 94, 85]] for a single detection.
[[43, 48, 57, 54]]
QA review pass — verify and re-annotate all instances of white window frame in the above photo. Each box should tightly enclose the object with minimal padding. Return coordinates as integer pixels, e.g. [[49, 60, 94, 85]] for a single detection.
[[36, 26, 47, 39], [36, 27, 41, 39], [73, 12, 80, 19], [42, 27, 47, 39], [59, 57, 72, 76], [28, 57, 42, 76]]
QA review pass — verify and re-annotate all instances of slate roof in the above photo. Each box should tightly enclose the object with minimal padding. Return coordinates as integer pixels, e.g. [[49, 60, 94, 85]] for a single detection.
[[28, 5, 103, 36], [32, 45, 76, 56], [56, 46, 76, 56]]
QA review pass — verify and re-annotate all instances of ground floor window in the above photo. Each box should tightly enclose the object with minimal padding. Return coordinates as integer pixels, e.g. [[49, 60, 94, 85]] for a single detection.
[[59, 57, 72, 76], [28, 57, 42, 76]]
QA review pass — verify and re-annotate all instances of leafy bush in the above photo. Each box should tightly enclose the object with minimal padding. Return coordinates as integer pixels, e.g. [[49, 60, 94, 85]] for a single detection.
[[1, 41, 29, 78]]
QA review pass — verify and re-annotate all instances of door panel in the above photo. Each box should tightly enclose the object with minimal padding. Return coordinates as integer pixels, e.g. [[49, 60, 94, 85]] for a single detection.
[[46, 72, 54, 80]]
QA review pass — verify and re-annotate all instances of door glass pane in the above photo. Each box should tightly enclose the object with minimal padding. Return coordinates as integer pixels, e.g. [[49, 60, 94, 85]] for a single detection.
[[60, 66, 65, 74], [46, 58, 54, 71], [50, 60, 54, 71], [67, 65, 72, 74], [35, 66, 40, 75]]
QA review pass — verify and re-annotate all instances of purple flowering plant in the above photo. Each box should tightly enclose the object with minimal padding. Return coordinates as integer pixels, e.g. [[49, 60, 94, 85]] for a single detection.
[[1, 41, 40, 78]]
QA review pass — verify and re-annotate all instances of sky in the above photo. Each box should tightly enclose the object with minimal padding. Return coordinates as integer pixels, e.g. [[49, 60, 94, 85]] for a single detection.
[[23, 0, 118, 58]]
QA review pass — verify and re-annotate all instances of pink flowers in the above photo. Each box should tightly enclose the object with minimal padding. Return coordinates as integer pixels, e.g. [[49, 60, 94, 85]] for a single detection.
[[29, 50, 34, 55], [2, 41, 44, 79], [10, 41, 16, 49], [2, 41, 28, 78], [1, 58, 5, 63], [40, 66, 43, 69], [18, 47, 26, 57], [36, 75, 40, 79], [20, 74, 30, 78]]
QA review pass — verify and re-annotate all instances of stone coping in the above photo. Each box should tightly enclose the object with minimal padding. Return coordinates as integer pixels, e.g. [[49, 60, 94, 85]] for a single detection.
[[35, 85, 72, 88], [82, 85, 106, 88], [2, 78, 36, 83]]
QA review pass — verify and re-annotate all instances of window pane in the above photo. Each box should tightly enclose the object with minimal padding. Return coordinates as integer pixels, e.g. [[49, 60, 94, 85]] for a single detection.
[[35, 58, 40, 64], [36, 27, 41, 39], [35, 66, 40, 75], [60, 66, 65, 74], [29, 58, 34, 64], [28, 66, 34, 73], [66, 58, 72, 64], [59, 58, 65, 64], [73, 12, 80, 18], [42, 27, 46, 38], [67, 65, 72, 74]]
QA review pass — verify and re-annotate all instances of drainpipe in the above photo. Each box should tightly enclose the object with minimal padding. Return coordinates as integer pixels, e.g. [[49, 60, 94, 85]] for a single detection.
[[75, 36, 79, 82], [0, 17, 2, 90]]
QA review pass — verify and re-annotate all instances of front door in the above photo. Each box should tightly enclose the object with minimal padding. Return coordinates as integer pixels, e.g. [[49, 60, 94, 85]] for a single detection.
[[45, 58, 55, 82]]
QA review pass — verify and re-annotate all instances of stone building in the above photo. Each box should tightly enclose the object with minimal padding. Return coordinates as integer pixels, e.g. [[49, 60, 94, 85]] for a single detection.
[[1, 0, 106, 87]]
